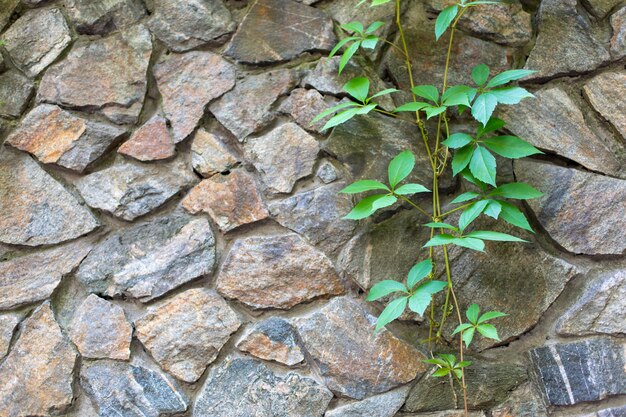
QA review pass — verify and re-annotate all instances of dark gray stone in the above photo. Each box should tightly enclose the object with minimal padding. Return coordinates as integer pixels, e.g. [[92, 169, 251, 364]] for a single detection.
[[317, 160, 339, 184], [236, 317, 305, 366], [0, 0, 19, 31], [585, 0, 623, 18], [490, 382, 549, 417], [611, 7, 626, 59], [326, 386, 411, 417], [0, 71, 34, 119], [64, 0, 146, 35]]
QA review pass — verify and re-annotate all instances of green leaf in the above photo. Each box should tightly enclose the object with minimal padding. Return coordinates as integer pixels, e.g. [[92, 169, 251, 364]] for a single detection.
[[367, 280, 409, 301], [424, 106, 447, 119], [499, 201, 533, 232], [356, 103, 377, 115], [365, 21, 385, 34], [484, 200, 502, 219], [360, 35, 379, 49], [394, 102, 430, 112], [388, 150, 415, 189], [469, 146, 497, 186], [478, 311, 508, 323], [452, 145, 474, 176], [340, 180, 390, 194], [490, 182, 543, 199], [339, 41, 361, 74], [451, 237, 485, 252], [435, 5, 458, 40], [375, 297, 408, 332], [418, 280, 448, 294], [423, 358, 448, 367], [476, 117, 506, 138], [423, 222, 458, 231], [486, 69, 536, 88], [329, 36, 359, 58], [371, 0, 392, 4], [341, 21, 364, 34], [411, 85, 439, 103], [466, 304, 480, 324], [464, 230, 527, 242], [452, 323, 474, 336], [407, 259, 433, 288], [451, 191, 480, 204], [321, 107, 361, 130], [311, 101, 358, 124], [456, 361, 472, 368], [438, 354, 457, 366], [442, 132, 473, 149], [370, 88, 399, 99], [394, 183, 430, 195], [460, 169, 487, 189], [459, 199, 489, 231], [432, 368, 451, 377], [442, 85, 472, 107], [477, 323, 500, 340], [343, 77, 370, 102], [489, 87, 534, 105], [471, 93, 498, 126], [483, 135, 542, 159], [471, 64, 490, 86], [408, 291, 432, 316], [453, 369, 463, 380], [423, 234, 456, 248], [462, 327, 476, 347], [343, 194, 397, 220]]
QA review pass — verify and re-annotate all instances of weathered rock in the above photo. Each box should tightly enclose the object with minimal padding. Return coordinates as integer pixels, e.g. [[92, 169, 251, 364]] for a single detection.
[[191, 127, 239, 177], [326, 386, 411, 417], [294, 297, 427, 399], [0, 312, 22, 359], [0, 8, 71, 77], [524, 0, 610, 79], [225, 0, 335, 64], [236, 317, 304, 366], [0, 148, 99, 246], [210, 70, 299, 140], [269, 183, 355, 256], [583, 71, 626, 140], [118, 115, 175, 161], [217, 233, 344, 310], [317, 160, 340, 184], [530, 338, 626, 406], [490, 383, 549, 417], [7, 104, 126, 172], [0, 71, 34, 118], [194, 358, 333, 417], [64, 0, 146, 35], [81, 360, 188, 416], [499, 87, 622, 176], [611, 7, 626, 59], [0, 0, 19, 31], [278, 88, 339, 133], [182, 170, 269, 232], [400, 411, 486, 417], [70, 294, 132, 360], [38, 25, 151, 124], [0, 240, 92, 310], [574, 406, 626, 417], [75, 156, 196, 221], [135, 289, 240, 383], [155, 51, 236, 143], [149, 0, 234, 52], [0, 303, 77, 417], [245, 123, 319, 194], [515, 160, 626, 255], [77, 212, 216, 302], [586, 0, 623, 18]]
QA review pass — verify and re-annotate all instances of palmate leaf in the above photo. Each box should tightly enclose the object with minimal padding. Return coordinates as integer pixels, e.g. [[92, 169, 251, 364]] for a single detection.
[[472, 64, 490, 86], [469, 146, 497, 186], [484, 199, 502, 219], [412, 85, 439, 103], [365, 21, 385, 34], [464, 230, 527, 242], [452, 145, 474, 176], [458, 199, 489, 231], [442, 85, 472, 107], [424, 106, 447, 119], [489, 87, 534, 105], [435, 5, 459, 41], [483, 135, 542, 159], [476, 117, 506, 137], [462, 327, 476, 347], [451, 191, 480, 204], [499, 201, 533, 232], [343, 77, 370, 102], [321, 107, 362, 131], [339, 41, 361, 74], [310, 101, 358, 125], [486, 69, 536, 88], [367, 280, 408, 301], [478, 311, 507, 323], [407, 259, 433, 288], [341, 21, 364, 35], [409, 281, 446, 316], [329, 36, 360, 58], [490, 182, 543, 199], [442, 132, 473, 149], [340, 180, 389, 194], [360, 35, 379, 49], [388, 150, 415, 189], [343, 194, 397, 220], [394, 102, 430, 112], [375, 296, 408, 332], [452, 323, 474, 336], [394, 183, 430, 195], [466, 303, 480, 324], [476, 323, 500, 340], [452, 237, 485, 252], [471, 93, 498, 126], [370, 88, 399, 99]]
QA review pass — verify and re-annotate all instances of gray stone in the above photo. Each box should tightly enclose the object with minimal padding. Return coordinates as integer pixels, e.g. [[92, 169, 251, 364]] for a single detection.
[[294, 297, 427, 399], [325, 386, 411, 417], [0, 303, 77, 417], [75, 156, 196, 221], [81, 360, 188, 416], [149, 0, 234, 52], [0, 71, 34, 118], [586, 0, 623, 18], [194, 358, 333, 417], [583, 71, 626, 140], [490, 383, 549, 417], [236, 317, 305, 366], [118, 115, 175, 162], [530, 338, 626, 406], [225, 0, 335, 64], [6, 104, 126, 172], [399, 411, 485, 417], [611, 7, 626, 59], [135, 288, 241, 383], [317, 160, 339, 184], [155, 51, 236, 143], [37, 25, 152, 125], [77, 212, 216, 302], [0, 8, 71, 77], [0, 148, 99, 246], [0, 0, 19, 31], [191, 127, 239, 177], [245, 123, 319, 194], [64, 0, 146, 35], [0, 312, 22, 360], [278, 87, 339, 133], [515, 160, 626, 255]]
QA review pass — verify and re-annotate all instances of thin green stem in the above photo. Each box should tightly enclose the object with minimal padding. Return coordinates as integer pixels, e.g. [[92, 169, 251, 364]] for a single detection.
[[440, 202, 475, 218], [395, 194, 433, 219]]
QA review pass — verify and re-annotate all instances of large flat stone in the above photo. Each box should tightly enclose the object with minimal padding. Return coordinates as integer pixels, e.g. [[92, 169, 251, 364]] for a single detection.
[[191, 127, 239, 177], [611, 7, 626, 59], [236, 317, 305, 366], [118, 115, 175, 161], [490, 382, 549, 417], [278, 87, 340, 133], [64, 0, 146, 35], [0, 0, 19, 31], [326, 386, 411, 417], [583, 71, 626, 140], [0, 312, 22, 360], [0, 71, 34, 119]]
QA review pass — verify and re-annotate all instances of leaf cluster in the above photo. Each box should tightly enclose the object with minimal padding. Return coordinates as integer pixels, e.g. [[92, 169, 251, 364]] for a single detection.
[[452, 304, 507, 347]]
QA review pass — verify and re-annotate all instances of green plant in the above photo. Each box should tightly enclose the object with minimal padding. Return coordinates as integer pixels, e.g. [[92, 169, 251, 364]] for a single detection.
[[315, 0, 542, 414]]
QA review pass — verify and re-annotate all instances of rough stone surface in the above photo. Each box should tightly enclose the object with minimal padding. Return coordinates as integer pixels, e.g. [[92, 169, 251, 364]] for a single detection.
[[516, 160, 626, 255], [194, 358, 333, 417], [149, 0, 234, 52], [217, 233, 344, 310], [490, 383, 548, 417], [0, 71, 34, 118], [530, 338, 626, 406], [64, 0, 146, 35], [244, 123, 319, 194], [118, 115, 175, 161], [70, 294, 132, 360], [326, 386, 411, 417], [399, 413, 485, 417], [182, 169, 269, 233], [191, 127, 239, 177], [278, 88, 339, 133], [225, 0, 335, 64], [77, 212, 216, 302], [236, 317, 304, 366], [586, 0, 623, 18], [0, 148, 99, 246], [583, 71, 626, 140], [37, 25, 152, 124], [7, 104, 126, 172], [75, 156, 196, 221], [294, 297, 427, 399], [0, 312, 22, 359], [611, 7, 626, 58], [155, 51, 236, 143], [317, 160, 339, 184], [0, 303, 77, 417], [0, 0, 19, 31]]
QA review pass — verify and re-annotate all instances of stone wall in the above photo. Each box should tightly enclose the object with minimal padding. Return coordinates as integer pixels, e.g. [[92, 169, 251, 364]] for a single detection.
[[0, 0, 624, 416]]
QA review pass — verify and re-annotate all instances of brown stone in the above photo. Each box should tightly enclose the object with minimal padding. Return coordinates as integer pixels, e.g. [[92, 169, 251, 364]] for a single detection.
[[236, 317, 304, 366], [583, 71, 626, 140], [118, 115, 175, 161], [64, 0, 146, 35], [278, 88, 339, 133], [611, 7, 626, 59], [191, 127, 239, 177], [0, 313, 22, 360], [182, 170, 269, 232]]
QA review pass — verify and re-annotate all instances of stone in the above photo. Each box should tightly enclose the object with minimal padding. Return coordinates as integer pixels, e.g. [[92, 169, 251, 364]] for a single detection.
[[194, 358, 333, 417], [294, 297, 427, 399], [77, 212, 216, 302], [37, 25, 151, 125], [611, 7, 626, 59], [236, 317, 304, 366], [191, 127, 239, 177], [0, 240, 93, 311], [524, 0, 610, 80], [0, 148, 99, 246], [584, 71, 626, 140], [499, 87, 622, 177], [0, 0, 19, 31], [70, 294, 132, 360], [118, 115, 175, 161], [6, 104, 126, 172], [586, 0, 623, 18], [217, 233, 344, 310], [400, 411, 485, 417], [64, 0, 146, 35], [317, 160, 339, 184], [225, 0, 335, 64], [278, 88, 339, 133], [149, 0, 234, 52], [81, 360, 188, 416], [529, 338, 626, 406], [490, 383, 548, 417], [0, 303, 77, 417], [0, 312, 22, 359], [325, 386, 411, 417], [210, 70, 299, 140], [75, 156, 196, 221], [0, 71, 34, 118], [557, 270, 626, 336], [155, 51, 236, 143], [182, 170, 269, 233], [574, 407, 626, 417], [0, 8, 71, 77], [515, 160, 626, 255], [245, 123, 319, 194], [268, 183, 355, 256]]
